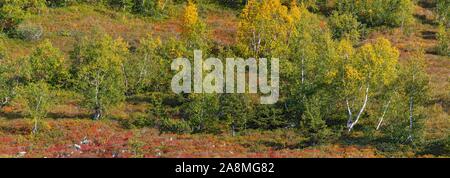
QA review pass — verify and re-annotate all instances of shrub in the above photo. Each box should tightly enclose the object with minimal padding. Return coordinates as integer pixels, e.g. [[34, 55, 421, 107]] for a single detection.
[[183, 94, 220, 133], [120, 112, 155, 129], [157, 117, 192, 134], [22, 39, 68, 86], [27, 0, 47, 14], [148, 92, 169, 118], [218, 94, 253, 136], [0, 37, 17, 108], [436, 0, 449, 26], [436, 24, 449, 56], [420, 137, 450, 157], [248, 104, 286, 130], [328, 11, 360, 42], [15, 22, 43, 41], [108, 0, 133, 11], [132, 0, 167, 17], [299, 95, 332, 145], [16, 81, 52, 134], [336, 0, 414, 27], [0, 0, 46, 33], [218, 0, 246, 9], [0, 35, 6, 60], [0, 0, 28, 33], [46, 0, 79, 7], [153, 37, 187, 92], [0, 51, 11, 108]]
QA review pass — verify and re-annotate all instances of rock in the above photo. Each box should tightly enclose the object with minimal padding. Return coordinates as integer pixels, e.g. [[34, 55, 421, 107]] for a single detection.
[[17, 151, 26, 157], [80, 137, 90, 145], [74, 144, 81, 151]]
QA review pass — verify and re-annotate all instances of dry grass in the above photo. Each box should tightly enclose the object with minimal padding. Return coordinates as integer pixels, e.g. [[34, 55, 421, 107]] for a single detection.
[[3, 4, 238, 59]]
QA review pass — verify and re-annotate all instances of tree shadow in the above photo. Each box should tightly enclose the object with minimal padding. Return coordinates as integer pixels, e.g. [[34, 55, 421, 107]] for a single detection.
[[0, 111, 24, 120], [418, 138, 450, 157], [46, 112, 92, 120], [0, 124, 32, 135], [421, 30, 437, 40], [0, 111, 91, 120], [126, 95, 152, 104], [414, 14, 438, 26], [417, 0, 435, 9]]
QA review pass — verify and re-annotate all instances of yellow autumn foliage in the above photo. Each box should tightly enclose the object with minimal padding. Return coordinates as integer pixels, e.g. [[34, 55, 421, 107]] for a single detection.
[[180, 0, 208, 49], [237, 0, 302, 58], [182, 0, 199, 30]]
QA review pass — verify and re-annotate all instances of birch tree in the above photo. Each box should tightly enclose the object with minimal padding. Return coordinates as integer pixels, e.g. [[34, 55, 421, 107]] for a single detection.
[[237, 0, 294, 58], [123, 35, 161, 95], [181, 0, 208, 50], [0, 58, 12, 108], [288, 5, 322, 85], [401, 48, 428, 141], [71, 34, 127, 120], [16, 81, 52, 134], [0, 37, 11, 108], [283, 4, 337, 125], [22, 39, 68, 87], [340, 38, 399, 132]]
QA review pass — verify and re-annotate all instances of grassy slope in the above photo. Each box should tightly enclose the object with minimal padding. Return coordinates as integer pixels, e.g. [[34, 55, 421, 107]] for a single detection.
[[362, 5, 449, 143], [0, 3, 448, 158]]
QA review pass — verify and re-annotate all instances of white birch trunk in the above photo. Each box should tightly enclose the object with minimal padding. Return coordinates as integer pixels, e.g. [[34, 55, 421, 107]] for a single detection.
[[346, 99, 353, 128], [376, 99, 391, 130], [348, 85, 369, 132], [408, 96, 414, 140]]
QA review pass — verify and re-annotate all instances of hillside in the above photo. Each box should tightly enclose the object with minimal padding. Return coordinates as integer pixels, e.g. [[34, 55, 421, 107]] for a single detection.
[[0, 0, 448, 158]]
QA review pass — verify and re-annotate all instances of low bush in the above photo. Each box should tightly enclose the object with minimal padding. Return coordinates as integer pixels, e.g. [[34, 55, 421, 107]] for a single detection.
[[120, 112, 155, 129], [15, 22, 43, 41], [335, 0, 414, 27], [157, 117, 192, 134], [328, 11, 361, 42], [436, 24, 449, 56]]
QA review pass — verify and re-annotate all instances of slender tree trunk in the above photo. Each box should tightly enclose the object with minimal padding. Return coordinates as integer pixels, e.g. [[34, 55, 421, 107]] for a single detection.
[[346, 98, 353, 128], [348, 85, 369, 132], [256, 33, 261, 57], [231, 122, 236, 137], [161, 0, 168, 10], [93, 108, 102, 120], [301, 57, 305, 84], [408, 96, 414, 141], [408, 73, 416, 141], [122, 64, 129, 96], [0, 97, 8, 108], [252, 31, 257, 54], [93, 75, 101, 120], [135, 54, 148, 92], [376, 99, 391, 130], [32, 96, 43, 134], [32, 118, 38, 134]]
